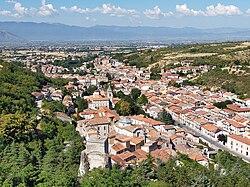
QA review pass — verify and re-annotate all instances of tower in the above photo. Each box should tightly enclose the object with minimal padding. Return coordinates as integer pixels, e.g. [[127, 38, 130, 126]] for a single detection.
[[107, 85, 113, 101]]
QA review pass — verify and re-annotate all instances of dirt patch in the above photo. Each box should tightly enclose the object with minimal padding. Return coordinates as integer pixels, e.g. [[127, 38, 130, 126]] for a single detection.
[[224, 42, 250, 50], [163, 52, 217, 60]]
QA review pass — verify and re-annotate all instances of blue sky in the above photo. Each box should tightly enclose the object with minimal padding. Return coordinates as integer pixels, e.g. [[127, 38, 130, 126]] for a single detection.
[[0, 0, 250, 28]]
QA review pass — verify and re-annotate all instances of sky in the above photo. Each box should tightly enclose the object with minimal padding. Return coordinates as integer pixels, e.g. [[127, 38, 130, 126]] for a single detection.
[[0, 0, 250, 28]]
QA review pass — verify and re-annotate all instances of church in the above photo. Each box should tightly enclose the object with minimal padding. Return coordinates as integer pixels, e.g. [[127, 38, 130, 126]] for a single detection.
[[87, 85, 113, 110]]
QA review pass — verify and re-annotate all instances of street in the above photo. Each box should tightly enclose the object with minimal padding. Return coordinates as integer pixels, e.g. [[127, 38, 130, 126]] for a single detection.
[[178, 123, 250, 163]]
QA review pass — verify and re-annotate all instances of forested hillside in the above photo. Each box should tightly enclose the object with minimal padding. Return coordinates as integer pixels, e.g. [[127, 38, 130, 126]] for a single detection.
[[0, 61, 83, 186]]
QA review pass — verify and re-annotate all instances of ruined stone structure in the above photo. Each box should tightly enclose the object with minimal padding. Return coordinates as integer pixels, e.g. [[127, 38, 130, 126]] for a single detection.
[[78, 135, 110, 176]]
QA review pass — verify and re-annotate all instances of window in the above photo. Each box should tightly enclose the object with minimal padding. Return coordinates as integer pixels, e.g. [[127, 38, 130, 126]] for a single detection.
[[246, 152, 248, 156], [104, 126, 106, 130]]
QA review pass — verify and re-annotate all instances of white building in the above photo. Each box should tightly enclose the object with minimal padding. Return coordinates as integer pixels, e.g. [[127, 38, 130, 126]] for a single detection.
[[87, 87, 113, 110], [227, 134, 250, 158], [77, 117, 110, 139]]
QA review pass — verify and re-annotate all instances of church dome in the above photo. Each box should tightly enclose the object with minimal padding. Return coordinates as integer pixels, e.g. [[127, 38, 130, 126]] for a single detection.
[[118, 118, 132, 124]]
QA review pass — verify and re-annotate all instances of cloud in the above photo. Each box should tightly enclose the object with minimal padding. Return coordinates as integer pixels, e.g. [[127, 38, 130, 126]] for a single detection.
[[144, 6, 173, 19], [14, 3, 28, 15], [67, 6, 99, 14], [0, 2, 30, 17], [61, 4, 137, 17], [206, 3, 241, 16], [247, 9, 250, 14], [0, 10, 19, 17], [38, 0, 57, 17], [176, 3, 241, 17], [103, 4, 137, 17], [176, 4, 205, 16], [5, 0, 17, 3], [60, 6, 67, 12]]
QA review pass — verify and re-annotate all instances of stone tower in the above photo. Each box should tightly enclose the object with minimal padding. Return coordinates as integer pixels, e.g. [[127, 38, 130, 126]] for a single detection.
[[107, 85, 113, 101]]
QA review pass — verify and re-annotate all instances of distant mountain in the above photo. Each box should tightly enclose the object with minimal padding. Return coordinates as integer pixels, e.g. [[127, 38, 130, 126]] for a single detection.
[[0, 21, 250, 42], [0, 30, 25, 42]]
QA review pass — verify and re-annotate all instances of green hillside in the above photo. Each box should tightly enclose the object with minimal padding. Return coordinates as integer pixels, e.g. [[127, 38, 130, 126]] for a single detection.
[[0, 61, 83, 186]]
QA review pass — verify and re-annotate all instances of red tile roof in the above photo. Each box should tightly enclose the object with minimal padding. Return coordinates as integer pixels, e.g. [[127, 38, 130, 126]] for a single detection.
[[228, 134, 250, 145]]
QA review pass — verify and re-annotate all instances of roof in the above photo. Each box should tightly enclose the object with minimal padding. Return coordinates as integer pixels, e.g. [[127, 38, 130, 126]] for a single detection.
[[151, 147, 177, 162], [188, 153, 207, 161], [175, 144, 190, 152], [32, 92, 43, 97], [130, 137, 144, 145], [55, 112, 71, 120], [111, 142, 127, 152], [233, 115, 248, 123], [228, 134, 250, 145], [129, 115, 165, 126], [118, 151, 135, 160], [108, 130, 118, 138], [115, 134, 130, 142], [202, 123, 221, 133], [164, 125, 176, 130], [227, 104, 250, 112], [111, 155, 126, 165], [78, 117, 110, 126], [133, 149, 147, 158], [123, 125, 143, 133], [170, 134, 184, 140], [91, 97, 110, 101], [224, 119, 245, 128]]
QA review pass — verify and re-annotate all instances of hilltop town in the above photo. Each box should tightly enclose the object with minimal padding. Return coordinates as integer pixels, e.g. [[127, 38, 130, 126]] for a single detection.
[[0, 42, 250, 186], [2, 43, 250, 167]]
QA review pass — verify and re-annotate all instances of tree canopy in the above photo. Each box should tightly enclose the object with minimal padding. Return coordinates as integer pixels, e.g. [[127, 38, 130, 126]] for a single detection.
[[0, 61, 83, 186], [80, 151, 250, 187]]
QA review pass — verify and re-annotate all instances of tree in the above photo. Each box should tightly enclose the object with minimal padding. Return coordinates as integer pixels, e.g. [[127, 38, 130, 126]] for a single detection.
[[150, 65, 161, 80], [0, 61, 84, 187], [158, 110, 174, 124], [213, 100, 232, 109], [137, 94, 148, 105], [86, 63, 94, 69], [115, 100, 132, 116], [42, 100, 66, 114], [40, 118, 57, 139], [76, 97, 88, 112], [86, 86, 97, 95], [130, 88, 141, 101], [62, 87, 72, 96], [217, 134, 227, 145], [0, 114, 35, 142], [106, 72, 112, 81], [115, 90, 125, 99]]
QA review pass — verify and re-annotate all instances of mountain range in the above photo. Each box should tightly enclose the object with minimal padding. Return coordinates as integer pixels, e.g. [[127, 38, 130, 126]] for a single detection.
[[1, 21, 250, 42], [0, 30, 26, 42]]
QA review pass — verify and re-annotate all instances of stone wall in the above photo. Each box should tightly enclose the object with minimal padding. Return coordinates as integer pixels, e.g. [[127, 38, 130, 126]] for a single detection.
[[78, 135, 110, 176]]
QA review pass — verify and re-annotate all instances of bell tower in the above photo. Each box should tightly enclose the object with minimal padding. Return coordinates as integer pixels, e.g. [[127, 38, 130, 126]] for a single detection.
[[107, 85, 113, 101]]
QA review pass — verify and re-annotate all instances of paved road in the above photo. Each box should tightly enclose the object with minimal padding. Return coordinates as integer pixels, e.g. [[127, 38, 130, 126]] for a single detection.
[[178, 123, 250, 163]]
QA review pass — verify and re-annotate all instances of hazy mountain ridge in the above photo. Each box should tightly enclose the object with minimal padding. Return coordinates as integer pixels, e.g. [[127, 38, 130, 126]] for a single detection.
[[0, 30, 25, 42], [0, 22, 250, 42]]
